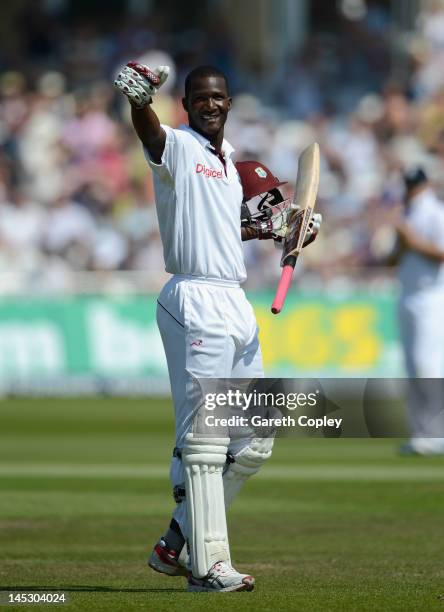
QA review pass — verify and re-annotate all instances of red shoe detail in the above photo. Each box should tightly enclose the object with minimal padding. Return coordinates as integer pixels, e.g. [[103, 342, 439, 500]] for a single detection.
[[154, 543, 180, 567]]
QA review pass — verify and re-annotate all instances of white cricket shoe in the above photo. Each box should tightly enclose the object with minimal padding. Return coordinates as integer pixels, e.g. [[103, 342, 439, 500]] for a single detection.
[[148, 539, 188, 577], [399, 438, 444, 456], [187, 561, 255, 592]]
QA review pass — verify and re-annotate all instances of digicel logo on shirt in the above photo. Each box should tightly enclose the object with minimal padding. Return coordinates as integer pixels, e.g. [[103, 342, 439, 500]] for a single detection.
[[196, 163, 223, 179]]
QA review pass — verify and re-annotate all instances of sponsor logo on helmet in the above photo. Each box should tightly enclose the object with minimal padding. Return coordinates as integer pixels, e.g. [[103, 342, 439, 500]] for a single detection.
[[255, 166, 267, 179]]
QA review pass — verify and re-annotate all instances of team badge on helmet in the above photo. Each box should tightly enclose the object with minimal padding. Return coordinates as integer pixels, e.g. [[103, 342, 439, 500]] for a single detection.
[[236, 161, 287, 201], [255, 166, 267, 179]]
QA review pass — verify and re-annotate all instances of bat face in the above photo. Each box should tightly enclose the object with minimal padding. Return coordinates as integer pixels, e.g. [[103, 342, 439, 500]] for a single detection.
[[281, 143, 320, 266]]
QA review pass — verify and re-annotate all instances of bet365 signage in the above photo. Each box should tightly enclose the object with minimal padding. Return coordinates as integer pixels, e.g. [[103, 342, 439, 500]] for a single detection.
[[0, 291, 401, 385]]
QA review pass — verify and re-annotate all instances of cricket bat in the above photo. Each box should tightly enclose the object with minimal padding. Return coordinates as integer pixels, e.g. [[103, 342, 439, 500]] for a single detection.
[[271, 142, 320, 314]]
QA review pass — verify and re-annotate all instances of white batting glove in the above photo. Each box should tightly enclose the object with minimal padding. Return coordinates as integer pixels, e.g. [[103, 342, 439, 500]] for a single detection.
[[114, 62, 169, 108], [304, 212, 322, 246], [257, 206, 322, 245]]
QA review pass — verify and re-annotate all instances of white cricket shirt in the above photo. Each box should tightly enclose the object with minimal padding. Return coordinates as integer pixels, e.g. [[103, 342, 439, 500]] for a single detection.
[[398, 188, 444, 295], [145, 124, 246, 282]]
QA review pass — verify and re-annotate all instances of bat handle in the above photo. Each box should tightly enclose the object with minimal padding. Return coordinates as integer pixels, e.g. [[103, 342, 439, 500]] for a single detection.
[[271, 256, 297, 314]]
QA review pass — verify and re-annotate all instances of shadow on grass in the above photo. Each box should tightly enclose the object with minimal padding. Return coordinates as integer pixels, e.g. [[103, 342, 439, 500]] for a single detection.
[[0, 585, 184, 593]]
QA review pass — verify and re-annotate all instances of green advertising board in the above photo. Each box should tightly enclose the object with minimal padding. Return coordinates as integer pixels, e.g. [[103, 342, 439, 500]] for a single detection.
[[0, 292, 402, 394]]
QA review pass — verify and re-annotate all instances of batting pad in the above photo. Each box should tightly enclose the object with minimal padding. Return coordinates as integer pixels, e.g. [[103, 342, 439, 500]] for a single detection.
[[182, 434, 231, 577], [224, 436, 274, 508]]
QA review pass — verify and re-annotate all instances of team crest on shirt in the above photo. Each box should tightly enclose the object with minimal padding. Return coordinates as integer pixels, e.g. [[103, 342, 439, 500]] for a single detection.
[[255, 167, 267, 178]]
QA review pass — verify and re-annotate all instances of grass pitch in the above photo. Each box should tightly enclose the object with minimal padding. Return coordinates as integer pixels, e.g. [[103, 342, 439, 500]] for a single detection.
[[1, 398, 444, 611]]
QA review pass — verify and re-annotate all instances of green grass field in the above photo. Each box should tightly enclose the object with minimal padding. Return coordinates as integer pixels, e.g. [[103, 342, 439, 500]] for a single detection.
[[1, 398, 444, 611]]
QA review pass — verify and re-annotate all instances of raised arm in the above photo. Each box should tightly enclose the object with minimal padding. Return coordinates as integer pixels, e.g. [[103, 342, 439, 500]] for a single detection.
[[130, 105, 165, 164], [115, 62, 169, 164]]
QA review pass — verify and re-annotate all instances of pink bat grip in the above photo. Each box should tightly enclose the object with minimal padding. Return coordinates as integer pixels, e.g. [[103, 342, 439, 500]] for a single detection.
[[271, 264, 294, 314]]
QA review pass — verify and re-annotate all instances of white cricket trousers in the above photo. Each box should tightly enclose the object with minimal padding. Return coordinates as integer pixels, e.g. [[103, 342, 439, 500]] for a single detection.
[[398, 288, 444, 440], [156, 274, 263, 535]]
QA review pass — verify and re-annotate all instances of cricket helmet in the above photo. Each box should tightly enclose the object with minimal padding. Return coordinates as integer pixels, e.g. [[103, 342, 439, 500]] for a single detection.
[[236, 160, 287, 201], [237, 160, 291, 228]]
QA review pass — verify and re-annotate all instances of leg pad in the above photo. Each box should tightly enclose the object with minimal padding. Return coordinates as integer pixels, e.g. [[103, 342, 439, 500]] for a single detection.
[[183, 434, 230, 577], [224, 436, 274, 508]]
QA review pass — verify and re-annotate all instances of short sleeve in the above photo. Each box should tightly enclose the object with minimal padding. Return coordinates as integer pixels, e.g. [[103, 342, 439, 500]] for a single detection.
[[144, 125, 182, 182]]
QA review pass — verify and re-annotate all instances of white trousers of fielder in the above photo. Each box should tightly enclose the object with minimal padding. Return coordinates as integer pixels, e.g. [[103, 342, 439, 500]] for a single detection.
[[156, 274, 273, 576], [398, 288, 444, 451]]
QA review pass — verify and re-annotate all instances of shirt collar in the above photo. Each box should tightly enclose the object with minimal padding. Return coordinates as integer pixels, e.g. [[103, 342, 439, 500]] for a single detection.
[[179, 124, 235, 159]]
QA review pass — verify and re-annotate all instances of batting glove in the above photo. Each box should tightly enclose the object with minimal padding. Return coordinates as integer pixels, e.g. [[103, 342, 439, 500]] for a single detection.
[[114, 62, 169, 108], [254, 207, 322, 246], [303, 212, 322, 247]]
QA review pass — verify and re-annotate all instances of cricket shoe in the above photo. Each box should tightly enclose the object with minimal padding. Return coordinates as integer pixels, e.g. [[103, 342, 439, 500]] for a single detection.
[[148, 538, 188, 577], [399, 438, 444, 456], [187, 561, 255, 592]]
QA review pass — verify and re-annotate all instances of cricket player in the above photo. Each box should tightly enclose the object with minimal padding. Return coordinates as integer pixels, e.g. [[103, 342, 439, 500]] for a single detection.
[[114, 61, 321, 591], [395, 168, 444, 455]]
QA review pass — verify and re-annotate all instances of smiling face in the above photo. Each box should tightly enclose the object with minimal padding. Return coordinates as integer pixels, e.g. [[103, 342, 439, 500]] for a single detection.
[[182, 74, 232, 146]]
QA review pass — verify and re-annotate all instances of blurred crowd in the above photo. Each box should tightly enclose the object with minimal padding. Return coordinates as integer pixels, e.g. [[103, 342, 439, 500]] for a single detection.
[[2, 1, 444, 293]]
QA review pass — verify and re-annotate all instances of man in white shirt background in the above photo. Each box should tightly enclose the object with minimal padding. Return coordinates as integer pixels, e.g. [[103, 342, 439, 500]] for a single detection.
[[394, 168, 444, 456]]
